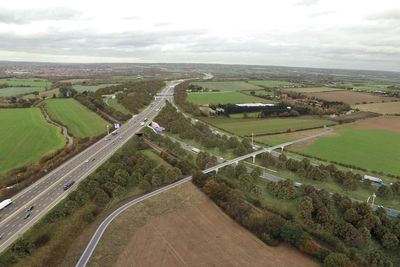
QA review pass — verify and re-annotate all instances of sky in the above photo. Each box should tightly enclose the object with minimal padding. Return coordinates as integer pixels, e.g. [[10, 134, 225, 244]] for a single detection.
[[0, 0, 399, 71]]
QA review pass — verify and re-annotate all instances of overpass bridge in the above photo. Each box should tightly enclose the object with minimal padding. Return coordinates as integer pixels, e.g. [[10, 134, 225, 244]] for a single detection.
[[202, 129, 332, 173]]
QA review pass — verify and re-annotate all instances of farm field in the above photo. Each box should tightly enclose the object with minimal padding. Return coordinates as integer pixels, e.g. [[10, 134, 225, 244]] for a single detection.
[[0, 108, 65, 174], [88, 182, 317, 267], [72, 84, 116, 92], [0, 87, 45, 97], [187, 91, 271, 105], [45, 98, 109, 138], [248, 80, 298, 87], [304, 90, 398, 105], [23, 88, 59, 100], [255, 128, 332, 146], [283, 87, 343, 93], [338, 83, 393, 92], [190, 81, 262, 91], [292, 117, 400, 176], [202, 116, 336, 136], [107, 98, 131, 115], [354, 101, 400, 114], [0, 78, 52, 88]]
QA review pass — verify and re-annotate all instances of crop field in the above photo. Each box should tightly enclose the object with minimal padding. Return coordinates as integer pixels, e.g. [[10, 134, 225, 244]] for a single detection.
[[202, 117, 335, 136], [339, 83, 393, 92], [187, 91, 271, 105], [0, 87, 45, 97], [23, 88, 59, 100], [292, 118, 400, 176], [0, 78, 52, 88], [45, 99, 109, 138], [88, 183, 317, 267], [354, 101, 400, 114], [304, 90, 398, 105], [72, 84, 116, 92], [190, 81, 262, 91], [0, 108, 65, 174], [107, 98, 131, 115], [283, 87, 343, 93], [248, 80, 298, 87], [255, 128, 332, 146]]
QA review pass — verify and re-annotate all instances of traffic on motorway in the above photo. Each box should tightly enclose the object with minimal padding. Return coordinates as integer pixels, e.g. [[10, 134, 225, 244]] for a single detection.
[[0, 81, 180, 252]]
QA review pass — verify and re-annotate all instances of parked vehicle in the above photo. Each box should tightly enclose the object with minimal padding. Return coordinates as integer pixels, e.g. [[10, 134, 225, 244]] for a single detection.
[[63, 180, 75, 190], [0, 199, 12, 211]]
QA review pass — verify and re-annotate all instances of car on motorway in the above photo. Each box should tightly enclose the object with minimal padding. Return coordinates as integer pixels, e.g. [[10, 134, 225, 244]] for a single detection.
[[140, 122, 145, 126], [63, 180, 75, 190], [85, 159, 90, 163], [26, 205, 34, 212], [24, 213, 31, 220]]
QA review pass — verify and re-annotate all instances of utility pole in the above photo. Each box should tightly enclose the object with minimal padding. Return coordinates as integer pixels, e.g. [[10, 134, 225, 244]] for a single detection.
[[251, 132, 254, 147]]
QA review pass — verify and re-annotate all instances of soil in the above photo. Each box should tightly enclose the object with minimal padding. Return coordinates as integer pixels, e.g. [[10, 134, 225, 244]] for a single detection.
[[88, 183, 318, 267]]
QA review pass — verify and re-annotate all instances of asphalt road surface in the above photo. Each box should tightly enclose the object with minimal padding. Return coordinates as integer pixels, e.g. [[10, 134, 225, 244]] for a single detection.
[[0, 80, 181, 252]]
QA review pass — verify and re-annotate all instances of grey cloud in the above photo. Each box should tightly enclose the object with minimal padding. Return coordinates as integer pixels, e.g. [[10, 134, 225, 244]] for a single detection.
[[295, 0, 320, 6], [367, 9, 400, 21], [0, 7, 80, 24]]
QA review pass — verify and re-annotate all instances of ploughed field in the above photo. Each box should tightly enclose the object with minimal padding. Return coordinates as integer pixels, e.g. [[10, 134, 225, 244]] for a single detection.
[[88, 183, 317, 267], [291, 116, 400, 176], [202, 116, 335, 136], [45, 99, 109, 138], [304, 90, 398, 105], [0, 108, 65, 174], [354, 101, 400, 114], [187, 91, 272, 105]]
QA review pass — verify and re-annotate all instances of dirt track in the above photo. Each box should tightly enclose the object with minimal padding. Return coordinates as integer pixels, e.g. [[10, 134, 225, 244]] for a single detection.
[[88, 183, 317, 267]]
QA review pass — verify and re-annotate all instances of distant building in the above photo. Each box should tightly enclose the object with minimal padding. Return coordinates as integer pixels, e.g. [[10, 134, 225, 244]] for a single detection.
[[235, 103, 275, 107]]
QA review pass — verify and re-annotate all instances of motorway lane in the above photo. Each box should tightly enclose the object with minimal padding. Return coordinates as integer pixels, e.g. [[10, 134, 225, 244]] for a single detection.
[[0, 81, 181, 252]]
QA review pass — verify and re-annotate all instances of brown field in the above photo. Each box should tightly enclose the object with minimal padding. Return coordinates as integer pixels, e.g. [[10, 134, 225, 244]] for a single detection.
[[355, 116, 400, 133], [283, 87, 343, 93], [87, 183, 317, 267], [305, 90, 398, 105], [354, 101, 400, 114]]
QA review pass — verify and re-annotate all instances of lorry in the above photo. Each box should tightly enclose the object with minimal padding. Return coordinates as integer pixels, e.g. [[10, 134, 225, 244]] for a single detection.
[[191, 147, 201, 153], [0, 199, 12, 210]]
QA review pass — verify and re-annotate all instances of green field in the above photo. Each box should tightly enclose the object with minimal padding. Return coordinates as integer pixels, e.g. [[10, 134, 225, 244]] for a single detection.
[[282, 87, 344, 93], [0, 78, 52, 88], [45, 99, 109, 138], [0, 108, 65, 174], [339, 83, 393, 92], [294, 127, 400, 176], [202, 117, 335, 136], [107, 98, 131, 115], [72, 84, 116, 92], [187, 91, 271, 105], [248, 80, 297, 87], [190, 81, 261, 91], [0, 87, 45, 97]]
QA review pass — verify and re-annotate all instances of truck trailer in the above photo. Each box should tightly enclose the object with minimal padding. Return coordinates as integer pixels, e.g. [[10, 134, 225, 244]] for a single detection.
[[0, 199, 12, 210]]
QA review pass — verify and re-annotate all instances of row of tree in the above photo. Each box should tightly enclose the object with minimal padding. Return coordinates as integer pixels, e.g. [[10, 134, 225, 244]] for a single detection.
[[155, 102, 253, 156]]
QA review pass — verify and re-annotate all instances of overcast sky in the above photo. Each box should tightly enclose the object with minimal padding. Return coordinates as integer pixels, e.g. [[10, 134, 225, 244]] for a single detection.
[[0, 0, 399, 71]]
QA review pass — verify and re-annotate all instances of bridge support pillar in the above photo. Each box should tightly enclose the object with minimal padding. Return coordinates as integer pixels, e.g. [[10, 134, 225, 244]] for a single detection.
[[280, 146, 284, 151], [252, 155, 256, 163], [215, 168, 218, 174]]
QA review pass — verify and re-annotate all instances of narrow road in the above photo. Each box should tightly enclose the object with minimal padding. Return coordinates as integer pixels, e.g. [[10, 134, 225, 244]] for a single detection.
[[40, 104, 73, 147]]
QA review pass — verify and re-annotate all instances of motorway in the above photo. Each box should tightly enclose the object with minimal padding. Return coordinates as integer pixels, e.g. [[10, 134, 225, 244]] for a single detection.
[[0, 80, 181, 252]]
